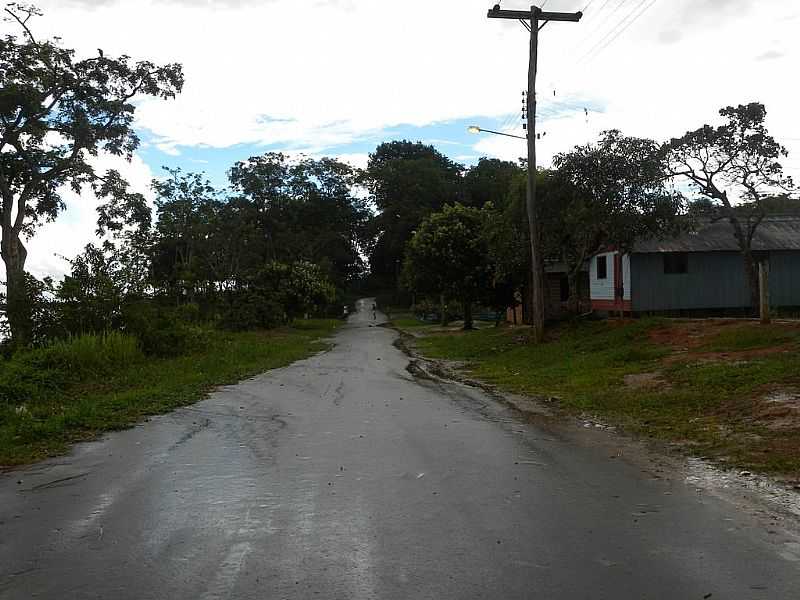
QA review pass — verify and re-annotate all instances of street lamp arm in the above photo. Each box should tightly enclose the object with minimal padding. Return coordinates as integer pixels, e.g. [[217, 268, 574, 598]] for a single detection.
[[467, 126, 527, 140]]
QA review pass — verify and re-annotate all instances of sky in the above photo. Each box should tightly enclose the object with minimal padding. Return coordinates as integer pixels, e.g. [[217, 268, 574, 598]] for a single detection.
[[5, 0, 800, 281]]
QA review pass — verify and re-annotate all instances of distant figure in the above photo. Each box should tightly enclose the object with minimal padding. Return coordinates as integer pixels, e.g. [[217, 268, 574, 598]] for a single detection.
[[372, 302, 377, 320]]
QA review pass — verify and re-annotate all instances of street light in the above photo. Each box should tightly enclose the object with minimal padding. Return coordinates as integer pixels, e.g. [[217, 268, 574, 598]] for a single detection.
[[467, 125, 526, 140]]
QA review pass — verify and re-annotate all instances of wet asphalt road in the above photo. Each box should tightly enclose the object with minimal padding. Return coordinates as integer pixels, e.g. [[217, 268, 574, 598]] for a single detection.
[[2, 299, 799, 599]]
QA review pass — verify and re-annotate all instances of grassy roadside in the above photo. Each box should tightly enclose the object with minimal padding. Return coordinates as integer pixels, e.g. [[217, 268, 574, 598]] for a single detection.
[[392, 313, 800, 479], [0, 319, 340, 467]]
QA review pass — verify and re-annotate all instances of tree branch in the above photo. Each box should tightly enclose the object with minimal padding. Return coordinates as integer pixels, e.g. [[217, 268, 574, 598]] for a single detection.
[[4, 5, 37, 44]]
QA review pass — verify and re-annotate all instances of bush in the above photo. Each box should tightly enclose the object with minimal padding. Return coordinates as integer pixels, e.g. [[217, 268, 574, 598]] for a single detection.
[[218, 290, 284, 331], [121, 302, 209, 357]]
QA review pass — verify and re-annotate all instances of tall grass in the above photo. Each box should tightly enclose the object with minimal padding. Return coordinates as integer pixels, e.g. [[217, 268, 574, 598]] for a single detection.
[[43, 332, 143, 379], [0, 332, 143, 406]]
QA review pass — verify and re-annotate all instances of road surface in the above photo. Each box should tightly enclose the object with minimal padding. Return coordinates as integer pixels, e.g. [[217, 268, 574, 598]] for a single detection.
[[1, 299, 799, 599]]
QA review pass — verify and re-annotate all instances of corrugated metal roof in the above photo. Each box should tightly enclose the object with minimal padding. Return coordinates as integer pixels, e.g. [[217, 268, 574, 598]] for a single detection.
[[633, 217, 800, 253]]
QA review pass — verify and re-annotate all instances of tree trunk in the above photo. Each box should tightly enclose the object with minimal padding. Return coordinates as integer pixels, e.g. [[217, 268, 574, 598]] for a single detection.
[[726, 214, 759, 315], [1, 230, 32, 347], [742, 248, 759, 314], [463, 298, 473, 331], [567, 268, 580, 315]]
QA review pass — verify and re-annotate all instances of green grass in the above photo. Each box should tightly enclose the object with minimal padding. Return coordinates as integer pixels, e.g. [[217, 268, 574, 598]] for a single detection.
[[0, 320, 339, 466], [402, 319, 800, 477], [392, 317, 434, 329]]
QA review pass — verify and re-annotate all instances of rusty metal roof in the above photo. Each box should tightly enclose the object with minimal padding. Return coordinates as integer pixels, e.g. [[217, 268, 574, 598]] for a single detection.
[[633, 217, 800, 253]]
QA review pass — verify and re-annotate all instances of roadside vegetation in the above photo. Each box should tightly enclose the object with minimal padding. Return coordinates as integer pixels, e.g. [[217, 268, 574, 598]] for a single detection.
[[0, 7, 353, 465], [0, 320, 339, 466], [394, 316, 800, 479]]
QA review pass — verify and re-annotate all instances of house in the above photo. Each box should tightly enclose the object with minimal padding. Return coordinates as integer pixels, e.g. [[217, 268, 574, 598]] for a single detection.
[[507, 261, 590, 323], [589, 216, 800, 315]]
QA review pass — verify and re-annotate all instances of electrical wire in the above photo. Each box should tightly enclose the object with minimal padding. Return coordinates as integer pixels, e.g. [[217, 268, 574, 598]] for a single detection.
[[578, 0, 658, 66], [568, 0, 630, 58], [547, 0, 656, 92]]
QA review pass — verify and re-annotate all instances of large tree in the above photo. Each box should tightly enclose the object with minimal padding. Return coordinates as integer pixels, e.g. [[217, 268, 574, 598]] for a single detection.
[[463, 157, 523, 211], [403, 203, 493, 330], [365, 141, 463, 285], [150, 168, 219, 302], [664, 103, 794, 310], [229, 153, 369, 287], [552, 130, 683, 311], [0, 3, 183, 345]]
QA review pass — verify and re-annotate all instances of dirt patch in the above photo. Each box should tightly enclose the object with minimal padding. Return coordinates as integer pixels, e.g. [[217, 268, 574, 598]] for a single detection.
[[647, 319, 799, 365], [753, 389, 800, 432], [648, 320, 734, 351], [650, 319, 800, 346], [662, 344, 796, 365], [624, 372, 670, 390]]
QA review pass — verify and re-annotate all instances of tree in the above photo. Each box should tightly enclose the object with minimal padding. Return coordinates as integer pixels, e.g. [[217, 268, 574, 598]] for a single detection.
[[0, 4, 183, 345], [463, 157, 523, 210], [403, 204, 493, 330], [553, 130, 683, 312], [262, 261, 336, 323], [56, 243, 127, 335], [229, 153, 369, 287], [365, 141, 463, 285], [664, 102, 794, 310], [151, 168, 219, 302]]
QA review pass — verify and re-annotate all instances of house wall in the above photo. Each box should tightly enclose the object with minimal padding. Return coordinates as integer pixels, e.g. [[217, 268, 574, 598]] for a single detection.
[[770, 251, 800, 306], [630, 252, 752, 311]]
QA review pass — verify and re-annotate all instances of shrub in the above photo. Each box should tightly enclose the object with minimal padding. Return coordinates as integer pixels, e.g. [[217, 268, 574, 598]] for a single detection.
[[218, 290, 284, 331], [121, 302, 209, 357]]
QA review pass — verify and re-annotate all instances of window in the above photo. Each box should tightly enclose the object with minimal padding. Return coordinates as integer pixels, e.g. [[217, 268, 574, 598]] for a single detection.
[[596, 255, 607, 280], [663, 252, 688, 274]]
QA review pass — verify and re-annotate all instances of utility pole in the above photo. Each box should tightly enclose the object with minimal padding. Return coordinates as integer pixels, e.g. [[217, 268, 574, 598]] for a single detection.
[[487, 4, 582, 342]]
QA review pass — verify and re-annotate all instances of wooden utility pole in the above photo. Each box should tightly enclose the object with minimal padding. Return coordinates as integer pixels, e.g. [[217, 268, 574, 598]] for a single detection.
[[487, 4, 582, 342]]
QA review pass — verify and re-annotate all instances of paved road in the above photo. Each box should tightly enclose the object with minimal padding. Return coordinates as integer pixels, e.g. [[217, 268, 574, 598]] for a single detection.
[[2, 299, 799, 599]]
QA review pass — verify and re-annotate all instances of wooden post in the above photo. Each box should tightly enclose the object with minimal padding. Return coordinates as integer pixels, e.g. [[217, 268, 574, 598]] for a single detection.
[[759, 261, 771, 325], [526, 6, 544, 343], [487, 5, 582, 344]]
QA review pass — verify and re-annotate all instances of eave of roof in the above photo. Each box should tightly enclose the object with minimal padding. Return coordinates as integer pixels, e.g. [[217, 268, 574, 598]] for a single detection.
[[633, 217, 800, 253]]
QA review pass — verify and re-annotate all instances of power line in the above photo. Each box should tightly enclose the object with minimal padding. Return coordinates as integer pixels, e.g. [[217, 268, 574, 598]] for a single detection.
[[568, 0, 630, 58], [574, 0, 650, 65], [579, 0, 658, 65], [548, 0, 658, 92]]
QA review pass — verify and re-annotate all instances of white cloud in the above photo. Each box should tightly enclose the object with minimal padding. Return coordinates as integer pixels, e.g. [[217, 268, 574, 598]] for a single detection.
[[22, 0, 798, 163]]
